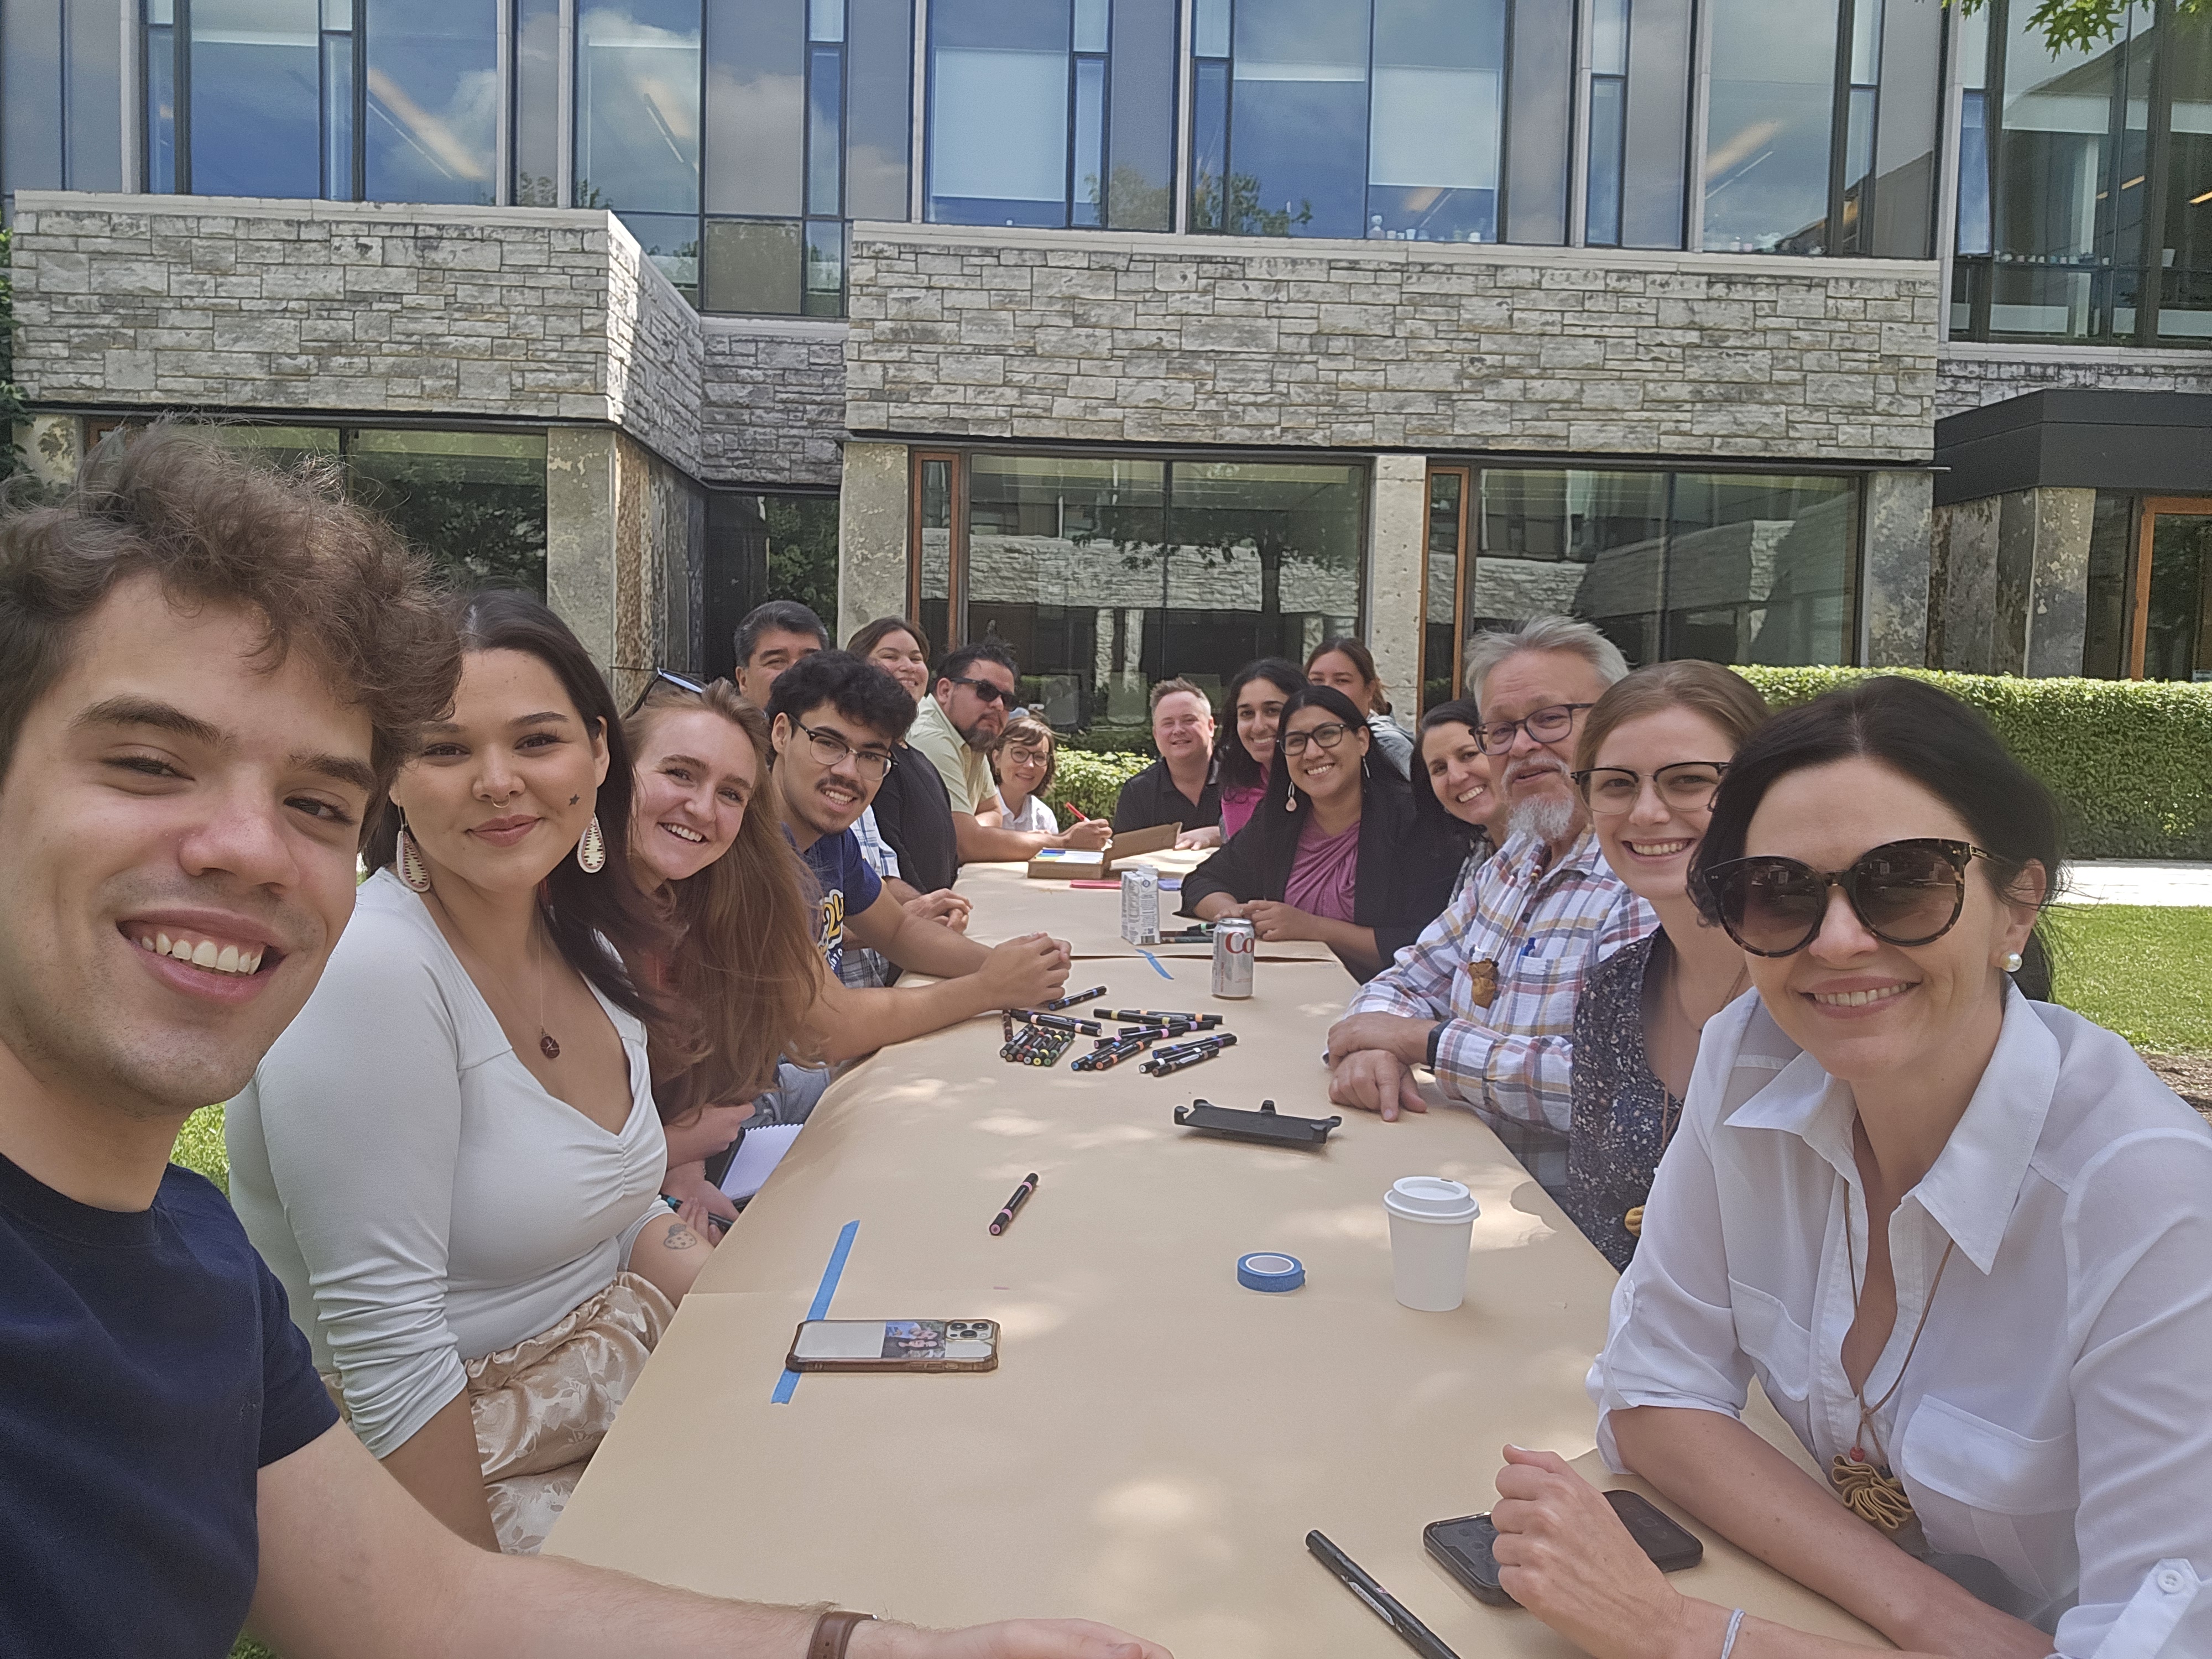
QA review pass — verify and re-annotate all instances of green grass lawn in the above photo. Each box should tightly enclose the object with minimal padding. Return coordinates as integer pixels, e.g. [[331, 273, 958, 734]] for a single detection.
[[2045, 905, 2212, 1055]]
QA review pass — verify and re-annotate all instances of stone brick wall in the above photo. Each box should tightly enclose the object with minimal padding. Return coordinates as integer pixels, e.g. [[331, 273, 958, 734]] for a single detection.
[[11, 192, 703, 475], [1938, 344, 2212, 417], [699, 319, 846, 486], [847, 224, 1941, 463]]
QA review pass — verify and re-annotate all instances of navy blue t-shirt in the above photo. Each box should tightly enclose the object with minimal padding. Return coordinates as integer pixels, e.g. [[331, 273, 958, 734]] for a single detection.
[[0, 1149, 338, 1657], [798, 824, 883, 978]]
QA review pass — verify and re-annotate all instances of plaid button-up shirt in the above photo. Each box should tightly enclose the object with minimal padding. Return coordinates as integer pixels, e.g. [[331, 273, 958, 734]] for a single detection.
[[839, 807, 902, 990], [1348, 826, 1653, 1188]]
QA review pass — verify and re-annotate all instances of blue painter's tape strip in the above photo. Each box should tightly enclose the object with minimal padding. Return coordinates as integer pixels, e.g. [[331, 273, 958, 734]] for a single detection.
[[772, 1218, 860, 1404], [1138, 949, 1172, 979]]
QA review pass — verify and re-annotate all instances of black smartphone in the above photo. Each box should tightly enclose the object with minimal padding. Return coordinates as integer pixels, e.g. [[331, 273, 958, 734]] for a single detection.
[[1424, 1491, 1703, 1608]]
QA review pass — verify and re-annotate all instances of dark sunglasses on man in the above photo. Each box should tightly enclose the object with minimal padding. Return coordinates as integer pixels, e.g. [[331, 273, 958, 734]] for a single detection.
[[1699, 838, 2017, 958], [947, 675, 1016, 707]]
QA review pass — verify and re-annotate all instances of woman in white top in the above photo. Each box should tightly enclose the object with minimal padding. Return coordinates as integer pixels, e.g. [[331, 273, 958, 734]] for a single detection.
[[228, 592, 714, 1555], [985, 713, 1063, 836], [1489, 676, 2210, 1659]]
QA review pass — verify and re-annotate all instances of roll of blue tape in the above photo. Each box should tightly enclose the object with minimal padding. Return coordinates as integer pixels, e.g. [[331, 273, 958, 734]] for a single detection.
[[1237, 1251, 1305, 1292]]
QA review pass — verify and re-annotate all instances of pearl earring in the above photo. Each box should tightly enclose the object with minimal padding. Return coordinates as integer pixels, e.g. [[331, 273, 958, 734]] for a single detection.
[[2001, 951, 2023, 973], [397, 821, 433, 894], [577, 813, 607, 873]]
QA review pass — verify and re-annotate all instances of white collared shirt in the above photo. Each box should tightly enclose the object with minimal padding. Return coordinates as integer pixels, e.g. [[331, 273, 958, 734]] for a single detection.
[[1589, 987, 2212, 1656]]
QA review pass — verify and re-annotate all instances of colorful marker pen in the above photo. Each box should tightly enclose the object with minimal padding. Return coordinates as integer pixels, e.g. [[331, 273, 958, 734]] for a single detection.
[[991, 1173, 1040, 1234]]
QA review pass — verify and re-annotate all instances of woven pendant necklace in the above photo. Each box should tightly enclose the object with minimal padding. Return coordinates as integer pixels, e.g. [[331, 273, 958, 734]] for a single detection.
[[1832, 1189, 1954, 1532], [441, 893, 562, 1061]]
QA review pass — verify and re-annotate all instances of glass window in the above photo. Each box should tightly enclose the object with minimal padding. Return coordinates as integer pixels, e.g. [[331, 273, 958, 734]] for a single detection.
[[807, 36, 842, 215], [324, 0, 355, 199], [577, 0, 702, 281], [916, 455, 956, 659], [1072, 53, 1106, 226], [190, 0, 328, 197], [145, 0, 179, 192], [349, 429, 550, 593], [1225, 0, 1370, 238], [362, 0, 495, 204], [2143, 510, 2212, 679], [1955, 1, 1991, 257], [704, 491, 841, 677], [953, 455, 1363, 732], [68, 0, 126, 189], [1422, 468, 1464, 712], [1865, 0, 1940, 257], [1619, 0, 1691, 249], [803, 217, 843, 314], [844, 0, 912, 220], [1468, 468, 1856, 670], [3, 0, 65, 196], [705, 0, 800, 215], [1369, 0, 1505, 242], [1587, 0, 1630, 247], [1105, 0, 1175, 228], [1503, 0, 1572, 244], [1703, 0, 1840, 253], [702, 216, 803, 312], [514, 0, 562, 204], [2082, 492, 2136, 679], [2151, 8, 2212, 341], [927, 0, 1072, 226]]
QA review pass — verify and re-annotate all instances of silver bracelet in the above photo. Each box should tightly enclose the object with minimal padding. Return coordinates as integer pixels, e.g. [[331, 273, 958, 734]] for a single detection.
[[1718, 1607, 1746, 1659]]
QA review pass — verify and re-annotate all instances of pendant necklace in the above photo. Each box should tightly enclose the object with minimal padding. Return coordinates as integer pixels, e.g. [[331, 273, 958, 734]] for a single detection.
[[1624, 950, 1750, 1239], [444, 894, 562, 1061], [1832, 1190, 1954, 1532]]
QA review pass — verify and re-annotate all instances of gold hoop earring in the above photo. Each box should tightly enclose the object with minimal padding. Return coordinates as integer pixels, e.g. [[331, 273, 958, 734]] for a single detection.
[[397, 821, 433, 894], [577, 814, 607, 873]]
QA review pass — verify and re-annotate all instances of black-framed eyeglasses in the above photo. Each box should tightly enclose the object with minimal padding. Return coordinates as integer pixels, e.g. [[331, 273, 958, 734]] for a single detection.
[[947, 675, 1016, 707], [613, 666, 707, 719], [1280, 721, 1355, 757], [1700, 838, 2009, 958], [1573, 761, 1730, 817], [794, 719, 895, 782], [1477, 702, 1594, 755]]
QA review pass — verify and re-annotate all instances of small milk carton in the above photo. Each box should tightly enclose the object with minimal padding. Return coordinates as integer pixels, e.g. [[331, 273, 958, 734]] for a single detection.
[[1119, 866, 1161, 945]]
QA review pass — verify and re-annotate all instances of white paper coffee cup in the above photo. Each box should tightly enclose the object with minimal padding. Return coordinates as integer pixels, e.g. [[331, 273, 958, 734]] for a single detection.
[[1383, 1176, 1480, 1312]]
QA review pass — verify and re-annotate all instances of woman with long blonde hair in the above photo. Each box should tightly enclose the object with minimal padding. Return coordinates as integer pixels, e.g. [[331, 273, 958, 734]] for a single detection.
[[623, 676, 827, 1218]]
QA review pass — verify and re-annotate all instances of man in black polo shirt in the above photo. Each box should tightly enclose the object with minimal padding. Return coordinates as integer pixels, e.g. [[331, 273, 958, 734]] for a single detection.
[[1110, 679, 1222, 844], [0, 431, 1164, 1659]]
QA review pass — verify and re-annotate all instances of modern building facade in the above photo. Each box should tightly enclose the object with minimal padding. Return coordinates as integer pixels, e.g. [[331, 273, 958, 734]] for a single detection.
[[5, 0, 2210, 721]]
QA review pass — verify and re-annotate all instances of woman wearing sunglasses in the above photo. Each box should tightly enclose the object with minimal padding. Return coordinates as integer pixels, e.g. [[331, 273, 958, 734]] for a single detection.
[[1493, 677, 2211, 1659], [1181, 685, 1460, 981], [623, 674, 828, 1223], [1562, 662, 1770, 1270]]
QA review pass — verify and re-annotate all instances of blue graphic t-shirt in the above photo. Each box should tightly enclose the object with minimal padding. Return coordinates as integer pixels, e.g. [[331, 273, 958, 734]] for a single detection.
[[798, 825, 883, 978]]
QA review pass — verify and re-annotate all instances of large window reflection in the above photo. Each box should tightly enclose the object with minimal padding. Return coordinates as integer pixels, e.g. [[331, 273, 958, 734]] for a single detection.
[[2, 0, 125, 197], [952, 455, 1364, 732], [577, 0, 701, 292], [1463, 468, 1856, 674], [363, 0, 497, 204], [189, 0, 333, 197], [1703, 0, 1839, 253]]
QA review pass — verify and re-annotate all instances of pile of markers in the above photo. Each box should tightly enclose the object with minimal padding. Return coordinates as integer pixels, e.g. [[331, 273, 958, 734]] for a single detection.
[[999, 987, 1238, 1076]]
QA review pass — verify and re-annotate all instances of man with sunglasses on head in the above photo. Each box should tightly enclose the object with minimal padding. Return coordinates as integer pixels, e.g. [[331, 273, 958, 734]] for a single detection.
[[764, 653, 1073, 1061], [1324, 615, 1654, 1199], [909, 641, 1114, 864]]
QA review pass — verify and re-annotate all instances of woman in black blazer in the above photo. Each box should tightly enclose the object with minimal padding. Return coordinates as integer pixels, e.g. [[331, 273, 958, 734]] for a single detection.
[[1180, 686, 1461, 982]]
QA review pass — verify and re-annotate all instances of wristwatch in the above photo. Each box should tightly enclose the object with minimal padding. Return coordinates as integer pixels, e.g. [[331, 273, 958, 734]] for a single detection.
[[808, 1610, 877, 1659], [1423, 1022, 1444, 1071]]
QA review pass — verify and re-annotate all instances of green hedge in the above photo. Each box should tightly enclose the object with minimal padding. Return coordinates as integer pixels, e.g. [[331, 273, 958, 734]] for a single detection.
[[1735, 667, 2212, 860], [1044, 670, 2212, 859]]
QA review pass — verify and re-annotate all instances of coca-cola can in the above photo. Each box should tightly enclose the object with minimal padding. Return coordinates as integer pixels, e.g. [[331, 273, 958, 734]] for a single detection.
[[1212, 916, 1255, 999]]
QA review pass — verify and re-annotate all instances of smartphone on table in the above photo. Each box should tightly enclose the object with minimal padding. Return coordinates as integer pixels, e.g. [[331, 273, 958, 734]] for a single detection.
[[785, 1319, 1000, 1373], [1425, 1490, 1703, 1606]]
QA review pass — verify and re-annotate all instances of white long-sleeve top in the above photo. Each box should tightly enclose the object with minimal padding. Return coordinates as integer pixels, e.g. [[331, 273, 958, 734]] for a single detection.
[[1589, 986, 2211, 1656], [226, 870, 667, 1459]]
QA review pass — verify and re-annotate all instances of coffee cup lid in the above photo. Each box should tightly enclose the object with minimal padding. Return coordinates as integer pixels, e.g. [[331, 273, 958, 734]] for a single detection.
[[1384, 1175, 1479, 1220]]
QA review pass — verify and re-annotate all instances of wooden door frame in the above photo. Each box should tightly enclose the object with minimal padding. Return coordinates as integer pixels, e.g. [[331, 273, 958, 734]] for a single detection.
[[2128, 495, 2212, 679]]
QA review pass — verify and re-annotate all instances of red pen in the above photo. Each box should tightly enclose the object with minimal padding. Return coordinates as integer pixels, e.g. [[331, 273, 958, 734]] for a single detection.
[[1062, 800, 1089, 822]]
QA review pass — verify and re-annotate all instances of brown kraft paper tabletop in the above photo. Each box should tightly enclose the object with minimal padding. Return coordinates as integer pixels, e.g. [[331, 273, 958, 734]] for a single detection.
[[545, 944, 1884, 1657]]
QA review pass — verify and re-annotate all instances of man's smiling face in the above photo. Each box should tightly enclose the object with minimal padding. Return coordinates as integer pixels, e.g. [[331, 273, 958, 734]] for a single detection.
[[0, 574, 374, 1119]]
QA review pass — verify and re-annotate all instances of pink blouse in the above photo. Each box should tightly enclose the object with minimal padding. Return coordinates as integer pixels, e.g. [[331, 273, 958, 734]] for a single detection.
[[1219, 779, 1266, 841], [1284, 817, 1361, 922]]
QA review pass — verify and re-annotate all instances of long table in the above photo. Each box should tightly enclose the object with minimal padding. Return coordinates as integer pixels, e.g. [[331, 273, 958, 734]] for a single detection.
[[956, 858, 1339, 963], [546, 890, 1884, 1656]]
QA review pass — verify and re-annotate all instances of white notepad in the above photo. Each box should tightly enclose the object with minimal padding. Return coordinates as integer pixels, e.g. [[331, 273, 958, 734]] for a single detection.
[[717, 1123, 803, 1202]]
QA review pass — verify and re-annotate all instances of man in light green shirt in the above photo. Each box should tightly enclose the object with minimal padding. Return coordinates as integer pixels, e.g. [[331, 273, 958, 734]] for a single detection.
[[913, 641, 1112, 863]]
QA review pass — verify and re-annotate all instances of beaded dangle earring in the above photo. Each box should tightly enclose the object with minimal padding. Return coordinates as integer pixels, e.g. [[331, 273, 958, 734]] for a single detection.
[[397, 817, 434, 894], [577, 814, 607, 873]]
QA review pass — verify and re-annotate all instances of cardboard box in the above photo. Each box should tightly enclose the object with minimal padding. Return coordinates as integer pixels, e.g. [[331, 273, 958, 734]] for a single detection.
[[1024, 820, 1181, 880]]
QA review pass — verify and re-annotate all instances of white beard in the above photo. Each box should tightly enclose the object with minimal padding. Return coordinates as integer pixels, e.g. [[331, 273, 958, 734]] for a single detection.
[[1508, 791, 1579, 846]]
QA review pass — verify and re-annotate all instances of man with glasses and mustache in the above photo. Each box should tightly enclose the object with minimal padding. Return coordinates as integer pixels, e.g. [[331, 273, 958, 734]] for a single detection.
[[1325, 616, 1655, 1198], [764, 653, 1073, 1060], [908, 641, 1114, 864]]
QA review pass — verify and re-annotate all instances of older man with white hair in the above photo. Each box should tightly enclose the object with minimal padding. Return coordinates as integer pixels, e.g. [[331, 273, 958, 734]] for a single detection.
[[1324, 615, 1655, 1195]]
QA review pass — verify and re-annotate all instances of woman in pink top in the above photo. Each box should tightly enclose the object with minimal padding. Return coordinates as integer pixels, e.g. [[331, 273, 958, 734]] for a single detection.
[[1213, 658, 1306, 841], [1182, 686, 1460, 982]]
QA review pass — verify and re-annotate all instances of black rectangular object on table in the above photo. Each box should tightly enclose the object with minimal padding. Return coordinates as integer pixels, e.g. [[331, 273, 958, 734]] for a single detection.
[[1172, 1098, 1341, 1147]]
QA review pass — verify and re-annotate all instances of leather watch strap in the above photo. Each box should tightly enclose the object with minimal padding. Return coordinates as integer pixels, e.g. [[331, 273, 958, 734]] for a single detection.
[[1424, 1021, 1444, 1071], [807, 1610, 877, 1659]]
